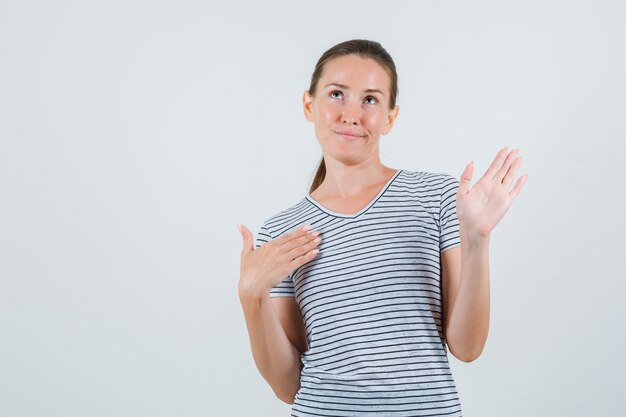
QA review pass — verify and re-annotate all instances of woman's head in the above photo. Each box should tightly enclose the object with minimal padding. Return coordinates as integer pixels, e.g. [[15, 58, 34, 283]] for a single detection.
[[304, 39, 399, 193], [308, 39, 398, 110]]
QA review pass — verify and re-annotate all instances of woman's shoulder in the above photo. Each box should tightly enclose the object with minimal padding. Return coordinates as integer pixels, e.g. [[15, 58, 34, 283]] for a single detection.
[[256, 197, 311, 240], [396, 168, 459, 188]]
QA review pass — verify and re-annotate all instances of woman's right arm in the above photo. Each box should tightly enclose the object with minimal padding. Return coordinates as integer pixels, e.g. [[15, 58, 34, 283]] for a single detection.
[[238, 288, 303, 404], [237, 224, 320, 404]]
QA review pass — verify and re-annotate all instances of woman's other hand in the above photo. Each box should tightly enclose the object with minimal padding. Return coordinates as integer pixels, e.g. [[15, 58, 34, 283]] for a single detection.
[[237, 224, 321, 296], [456, 147, 529, 239]]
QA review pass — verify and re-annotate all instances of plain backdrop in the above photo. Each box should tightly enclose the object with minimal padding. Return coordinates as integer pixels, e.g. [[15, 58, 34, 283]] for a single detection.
[[1, 0, 625, 416]]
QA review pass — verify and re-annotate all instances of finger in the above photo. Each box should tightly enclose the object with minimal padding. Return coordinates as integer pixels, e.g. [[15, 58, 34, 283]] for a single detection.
[[496, 149, 520, 183], [508, 174, 529, 200], [458, 161, 473, 196], [239, 224, 254, 255], [282, 229, 320, 253], [286, 234, 321, 260], [274, 224, 312, 246], [483, 147, 508, 181], [502, 156, 523, 188], [287, 246, 319, 271]]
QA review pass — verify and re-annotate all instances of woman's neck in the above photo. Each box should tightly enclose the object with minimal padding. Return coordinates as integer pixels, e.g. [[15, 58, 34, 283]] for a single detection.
[[311, 157, 396, 201]]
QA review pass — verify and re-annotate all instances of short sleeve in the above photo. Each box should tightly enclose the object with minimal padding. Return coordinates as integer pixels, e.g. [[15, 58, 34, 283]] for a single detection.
[[254, 223, 295, 298], [439, 174, 461, 253]]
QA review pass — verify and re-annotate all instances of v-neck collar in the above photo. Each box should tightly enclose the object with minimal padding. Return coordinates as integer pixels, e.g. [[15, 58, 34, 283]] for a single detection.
[[305, 169, 402, 219]]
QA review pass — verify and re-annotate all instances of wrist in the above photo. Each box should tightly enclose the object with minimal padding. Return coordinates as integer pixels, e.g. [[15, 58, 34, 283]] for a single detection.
[[238, 278, 269, 300], [459, 224, 490, 249]]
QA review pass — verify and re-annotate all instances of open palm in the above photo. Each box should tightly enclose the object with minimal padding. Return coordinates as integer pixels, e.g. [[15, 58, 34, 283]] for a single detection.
[[456, 148, 528, 238]]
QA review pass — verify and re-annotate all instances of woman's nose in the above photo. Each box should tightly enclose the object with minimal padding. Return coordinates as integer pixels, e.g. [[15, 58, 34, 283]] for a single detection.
[[341, 101, 361, 125]]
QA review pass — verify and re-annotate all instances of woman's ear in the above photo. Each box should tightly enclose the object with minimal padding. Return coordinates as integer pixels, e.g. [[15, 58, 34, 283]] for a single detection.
[[381, 105, 400, 135], [303, 90, 315, 122]]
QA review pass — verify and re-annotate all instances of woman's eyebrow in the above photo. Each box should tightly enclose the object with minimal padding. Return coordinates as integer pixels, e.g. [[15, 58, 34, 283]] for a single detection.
[[324, 83, 385, 96]]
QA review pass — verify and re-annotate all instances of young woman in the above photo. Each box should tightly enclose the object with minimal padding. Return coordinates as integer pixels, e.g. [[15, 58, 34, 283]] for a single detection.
[[237, 39, 527, 416]]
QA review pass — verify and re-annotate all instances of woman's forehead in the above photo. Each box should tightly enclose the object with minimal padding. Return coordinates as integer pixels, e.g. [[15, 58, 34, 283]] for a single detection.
[[320, 55, 390, 92]]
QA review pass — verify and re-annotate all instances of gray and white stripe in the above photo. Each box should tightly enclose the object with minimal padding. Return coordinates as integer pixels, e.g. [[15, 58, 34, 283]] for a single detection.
[[255, 169, 462, 416]]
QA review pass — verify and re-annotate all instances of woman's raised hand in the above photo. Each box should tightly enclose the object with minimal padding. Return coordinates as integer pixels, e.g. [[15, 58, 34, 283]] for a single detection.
[[237, 224, 321, 296], [456, 147, 529, 239]]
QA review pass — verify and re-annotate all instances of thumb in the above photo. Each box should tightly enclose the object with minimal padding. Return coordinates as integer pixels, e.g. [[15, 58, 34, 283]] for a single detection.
[[238, 224, 254, 255], [458, 161, 473, 196]]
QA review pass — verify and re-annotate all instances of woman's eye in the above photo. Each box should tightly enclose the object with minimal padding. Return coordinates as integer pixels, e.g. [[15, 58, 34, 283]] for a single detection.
[[330, 90, 343, 99], [365, 96, 378, 105]]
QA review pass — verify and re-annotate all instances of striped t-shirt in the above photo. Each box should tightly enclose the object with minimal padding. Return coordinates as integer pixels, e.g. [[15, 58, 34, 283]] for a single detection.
[[255, 169, 463, 417]]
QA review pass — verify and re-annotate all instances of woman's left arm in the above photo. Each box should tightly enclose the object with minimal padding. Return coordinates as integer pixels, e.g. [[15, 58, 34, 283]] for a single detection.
[[442, 147, 528, 362]]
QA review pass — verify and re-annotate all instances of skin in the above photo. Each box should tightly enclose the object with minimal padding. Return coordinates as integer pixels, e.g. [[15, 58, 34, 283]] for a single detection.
[[303, 54, 400, 208], [238, 53, 529, 387], [444, 146, 528, 361]]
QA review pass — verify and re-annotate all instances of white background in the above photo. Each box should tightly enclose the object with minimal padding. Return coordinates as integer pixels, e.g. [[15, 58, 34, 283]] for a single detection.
[[1, 1, 625, 416]]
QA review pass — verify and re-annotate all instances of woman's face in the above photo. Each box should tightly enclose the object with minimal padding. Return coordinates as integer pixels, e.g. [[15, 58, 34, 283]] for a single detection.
[[303, 54, 399, 167]]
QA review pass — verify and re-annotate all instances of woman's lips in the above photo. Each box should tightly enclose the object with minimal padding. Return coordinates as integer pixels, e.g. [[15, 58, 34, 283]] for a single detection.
[[335, 131, 364, 140]]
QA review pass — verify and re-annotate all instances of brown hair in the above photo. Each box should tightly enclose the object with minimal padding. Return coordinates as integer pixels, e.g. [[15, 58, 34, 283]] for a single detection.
[[307, 39, 399, 194]]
